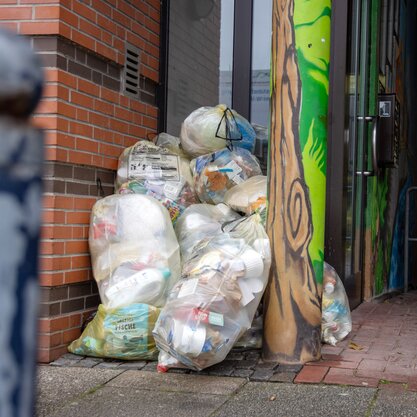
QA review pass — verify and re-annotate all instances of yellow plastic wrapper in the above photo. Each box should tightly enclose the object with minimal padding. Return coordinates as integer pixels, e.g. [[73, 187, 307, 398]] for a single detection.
[[68, 303, 160, 360]]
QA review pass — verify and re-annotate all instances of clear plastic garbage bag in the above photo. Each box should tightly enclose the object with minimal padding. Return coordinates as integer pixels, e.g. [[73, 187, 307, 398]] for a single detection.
[[155, 132, 188, 159], [224, 175, 267, 216], [153, 214, 271, 371], [322, 262, 352, 346], [68, 303, 160, 360], [191, 147, 262, 205], [174, 203, 241, 262], [116, 140, 197, 224], [180, 105, 256, 158], [89, 194, 181, 309]]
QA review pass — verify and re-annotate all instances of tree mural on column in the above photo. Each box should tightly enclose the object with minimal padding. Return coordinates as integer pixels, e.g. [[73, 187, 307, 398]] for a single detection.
[[263, 0, 330, 363]]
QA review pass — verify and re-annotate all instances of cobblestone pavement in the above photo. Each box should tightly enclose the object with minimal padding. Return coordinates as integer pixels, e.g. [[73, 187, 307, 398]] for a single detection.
[[49, 291, 417, 391]]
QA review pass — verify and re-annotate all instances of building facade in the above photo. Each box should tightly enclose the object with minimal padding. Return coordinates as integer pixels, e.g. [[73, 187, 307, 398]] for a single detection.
[[1, 0, 416, 362]]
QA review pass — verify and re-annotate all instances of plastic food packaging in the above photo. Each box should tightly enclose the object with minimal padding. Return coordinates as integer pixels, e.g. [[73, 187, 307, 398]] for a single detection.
[[174, 203, 241, 262], [68, 303, 160, 360], [89, 194, 181, 309], [322, 262, 352, 346], [191, 147, 262, 205], [116, 140, 197, 223], [224, 175, 267, 217], [180, 105, 256, 158], [153, 214, 271, 371]]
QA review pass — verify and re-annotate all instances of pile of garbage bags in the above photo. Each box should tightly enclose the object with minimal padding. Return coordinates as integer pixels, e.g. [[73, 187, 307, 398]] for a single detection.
[[67, 103, 273, 368], [70, 103, 351, 370]]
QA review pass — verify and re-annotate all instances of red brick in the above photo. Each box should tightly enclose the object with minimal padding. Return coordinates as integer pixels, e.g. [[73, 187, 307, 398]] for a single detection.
[[20, 21, 60, 35], [294, 366, 329, 384], [39, 272, 64, 286], [63, 328, 81, 344], [69, 313, 82, 328], [39, 332, 62, 349], [355, 369, 407, 384], [78, 78, 100, 96], [48, 345, 70, 363], [0, 7, 32, 20], [358, 358, 388, 372], [40, 241, 65, 255], [40, 255, 71, 271], [67, 211, 91, 225], [35, 5, 60, 19], [66, 240, 89, 254], [64, 269, 90, 284]]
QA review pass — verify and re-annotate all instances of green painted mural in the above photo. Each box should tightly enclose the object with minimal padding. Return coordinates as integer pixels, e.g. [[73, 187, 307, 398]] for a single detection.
[[294, 0, 331, 284], [264, 0, 330, 364]]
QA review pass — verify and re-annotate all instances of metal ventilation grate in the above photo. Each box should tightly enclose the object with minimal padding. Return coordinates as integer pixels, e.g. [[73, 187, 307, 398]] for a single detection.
[[123, 43, 141, 98]]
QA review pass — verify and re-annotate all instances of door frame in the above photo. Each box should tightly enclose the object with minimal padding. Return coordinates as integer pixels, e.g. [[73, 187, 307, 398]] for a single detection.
[[326, 0, 379, 307]]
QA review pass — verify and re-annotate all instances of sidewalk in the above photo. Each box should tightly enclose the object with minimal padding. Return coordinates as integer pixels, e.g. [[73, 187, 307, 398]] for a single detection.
[[39, 291, 417, 416], [37, 366, 417, 417]]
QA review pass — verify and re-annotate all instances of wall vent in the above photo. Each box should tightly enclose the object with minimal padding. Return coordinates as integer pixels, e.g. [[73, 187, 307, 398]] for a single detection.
[[123, 43, 141, 98]]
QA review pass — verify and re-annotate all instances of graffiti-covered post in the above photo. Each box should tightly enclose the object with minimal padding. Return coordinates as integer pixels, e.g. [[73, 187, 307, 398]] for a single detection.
[[263, 0, 331, 363], [0, 30, 44, 416]]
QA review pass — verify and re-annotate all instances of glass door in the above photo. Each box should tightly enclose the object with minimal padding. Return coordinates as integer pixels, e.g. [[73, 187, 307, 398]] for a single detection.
[[343, 0, 377, 307]]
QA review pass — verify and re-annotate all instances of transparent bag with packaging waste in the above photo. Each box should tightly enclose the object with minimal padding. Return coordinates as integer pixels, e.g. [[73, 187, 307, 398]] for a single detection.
[[68, 303, 160, 360], [180, 104, 256, 158], [322, 262, 352, 346], [174, 203, 241, 262], [116, 140, 197, 223], [153, 214, 271, 371], [89, 194, 181, 309], [224, 175, 267, 216], [191, 147, 262, 205]]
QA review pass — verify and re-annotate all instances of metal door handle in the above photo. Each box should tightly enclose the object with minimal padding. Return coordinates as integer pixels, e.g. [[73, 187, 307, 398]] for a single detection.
[[355, 115, 378, 177]]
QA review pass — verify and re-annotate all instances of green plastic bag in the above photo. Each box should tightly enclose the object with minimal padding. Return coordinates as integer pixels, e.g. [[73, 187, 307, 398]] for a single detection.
[[68, 303, 160, 360]]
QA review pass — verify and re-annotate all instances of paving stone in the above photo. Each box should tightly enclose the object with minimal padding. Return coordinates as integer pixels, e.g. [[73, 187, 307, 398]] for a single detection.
[[95, 361, 122, 369], [323, 368, 379, 387], [245, 351, 261, 360], [49, 386, 229, 417], [269, 372, 296, 383], [226, 352, 245, 360], [232, 369, 254, 378], [74, 358, 102, 368], [118, 361, 147, 370], [294, 366, 329, 384], [250, 368, 274, 381], [255, 360, 277, 369], [50, 358, 81, 367], [107, 370, 246, 395], [36, 366, 124, 417], [214, 382, 376, 417], [142, 361, 158, 372], [235, 360, 258, 370], [60, 353, 84, 361], [275, 364, 303, 373]]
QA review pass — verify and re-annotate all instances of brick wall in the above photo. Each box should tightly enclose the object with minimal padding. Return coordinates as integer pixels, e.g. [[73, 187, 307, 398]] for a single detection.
[[0, 0, 161, 362]]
